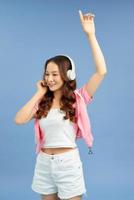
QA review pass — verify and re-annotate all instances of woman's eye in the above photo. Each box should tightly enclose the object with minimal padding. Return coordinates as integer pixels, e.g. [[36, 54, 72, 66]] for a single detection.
[[45, 74, 58, 76]]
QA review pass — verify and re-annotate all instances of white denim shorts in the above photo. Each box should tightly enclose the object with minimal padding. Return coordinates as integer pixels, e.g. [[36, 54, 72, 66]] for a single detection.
[[31, 147, 87, 199]]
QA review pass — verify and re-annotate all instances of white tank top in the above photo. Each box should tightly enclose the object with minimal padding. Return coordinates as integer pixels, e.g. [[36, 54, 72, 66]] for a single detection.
[[39, 108, 77, 148]]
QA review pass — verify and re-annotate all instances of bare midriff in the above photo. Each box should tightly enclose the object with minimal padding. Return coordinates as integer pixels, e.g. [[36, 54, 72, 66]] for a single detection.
[[41, 147, 76, 155]]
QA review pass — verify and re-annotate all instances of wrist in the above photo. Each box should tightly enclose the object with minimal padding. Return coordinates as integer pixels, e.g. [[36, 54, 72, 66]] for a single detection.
[[86, 32, 96, 39], [36, 90, 45, 96]]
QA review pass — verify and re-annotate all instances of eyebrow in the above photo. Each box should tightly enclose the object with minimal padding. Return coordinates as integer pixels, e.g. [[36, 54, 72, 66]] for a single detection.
[[46, 71, 59, 73]]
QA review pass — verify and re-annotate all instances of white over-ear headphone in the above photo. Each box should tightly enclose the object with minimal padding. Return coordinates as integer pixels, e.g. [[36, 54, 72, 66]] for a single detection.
[[61, 54, 76, 80]]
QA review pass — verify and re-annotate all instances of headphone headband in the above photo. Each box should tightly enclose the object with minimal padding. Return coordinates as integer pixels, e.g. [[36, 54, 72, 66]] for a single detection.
[[60, 54, 76, 80]]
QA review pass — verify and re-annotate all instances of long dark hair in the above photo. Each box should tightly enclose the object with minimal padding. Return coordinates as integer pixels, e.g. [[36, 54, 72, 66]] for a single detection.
[[35, 55, 77, 123]]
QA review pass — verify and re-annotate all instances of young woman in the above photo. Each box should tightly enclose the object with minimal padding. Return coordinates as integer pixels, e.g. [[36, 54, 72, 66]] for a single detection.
[[14, 10, 107, 200]]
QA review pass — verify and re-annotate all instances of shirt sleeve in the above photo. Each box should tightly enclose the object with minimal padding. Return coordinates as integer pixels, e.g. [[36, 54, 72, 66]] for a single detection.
[[77, 84, 93, 105]]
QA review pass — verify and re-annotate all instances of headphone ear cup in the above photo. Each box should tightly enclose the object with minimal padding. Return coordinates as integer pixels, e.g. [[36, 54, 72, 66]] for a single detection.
[[67, 70, 71, 80], [67, 69, 76, 80]]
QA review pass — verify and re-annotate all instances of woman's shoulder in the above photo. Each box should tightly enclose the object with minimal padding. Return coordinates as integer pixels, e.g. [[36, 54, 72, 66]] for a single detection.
[[74, 84, 93, 105]]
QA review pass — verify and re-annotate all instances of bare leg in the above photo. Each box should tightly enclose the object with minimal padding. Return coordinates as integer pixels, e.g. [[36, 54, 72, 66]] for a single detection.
[[61, 194, 82, 200], [41, 192, 59, 200], [69, 195, 82, 200]]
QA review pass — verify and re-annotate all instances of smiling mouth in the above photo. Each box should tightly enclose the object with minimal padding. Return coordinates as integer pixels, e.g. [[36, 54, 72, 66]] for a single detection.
[[49, 84, 56, 87]]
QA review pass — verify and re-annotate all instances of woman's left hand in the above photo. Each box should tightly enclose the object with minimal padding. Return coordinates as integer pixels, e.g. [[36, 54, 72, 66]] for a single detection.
[[79, 10, 95, 35]]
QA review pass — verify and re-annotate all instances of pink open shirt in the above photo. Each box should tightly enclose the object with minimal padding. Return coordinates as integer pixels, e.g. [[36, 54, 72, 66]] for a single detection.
[[34, 84, 94, 154]]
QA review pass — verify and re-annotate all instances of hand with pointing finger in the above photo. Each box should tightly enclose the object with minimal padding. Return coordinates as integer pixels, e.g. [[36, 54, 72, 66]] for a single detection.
[[79, 10, 95, 36]]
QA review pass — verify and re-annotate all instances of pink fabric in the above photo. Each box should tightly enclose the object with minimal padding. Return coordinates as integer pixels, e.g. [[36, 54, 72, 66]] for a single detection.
[[34, 84, 94, 154], [34, 119, 45, 153], [74, 84, 94, 145], [76, 84, 93, 105]]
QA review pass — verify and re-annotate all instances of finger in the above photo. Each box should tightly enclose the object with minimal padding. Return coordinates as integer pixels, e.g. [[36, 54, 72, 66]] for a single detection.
[[41, 81, 46, 87], [91, 16, 95, 21], [84, 15, 89, 20], [43, 80, 48, 86], [42, 80, 46, 85], [79, 10, 84, 23], [84, 13, 95, 18], [88, 13, 95, 17], [89, 15, 94, 21], [85, 15, 94, 22]]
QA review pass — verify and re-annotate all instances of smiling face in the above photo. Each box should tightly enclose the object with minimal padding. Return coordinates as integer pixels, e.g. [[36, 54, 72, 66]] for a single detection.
[[45, 62, 64, 92]]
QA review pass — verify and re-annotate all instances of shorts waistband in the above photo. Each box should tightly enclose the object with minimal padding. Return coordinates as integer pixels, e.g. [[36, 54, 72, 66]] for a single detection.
[[40, 147, 79, 159]]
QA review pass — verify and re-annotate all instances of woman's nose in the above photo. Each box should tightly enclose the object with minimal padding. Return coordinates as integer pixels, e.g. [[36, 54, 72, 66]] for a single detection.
[[47, 75, 54, 82]]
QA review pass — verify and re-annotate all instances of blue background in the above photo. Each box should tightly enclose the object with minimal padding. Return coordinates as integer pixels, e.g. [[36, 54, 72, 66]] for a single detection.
[[0, 0, 134, 200]]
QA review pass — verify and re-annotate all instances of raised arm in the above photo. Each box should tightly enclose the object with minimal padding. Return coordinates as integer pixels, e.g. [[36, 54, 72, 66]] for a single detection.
[[14, 80, 47, 124], [79, 10, 107, 97]]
